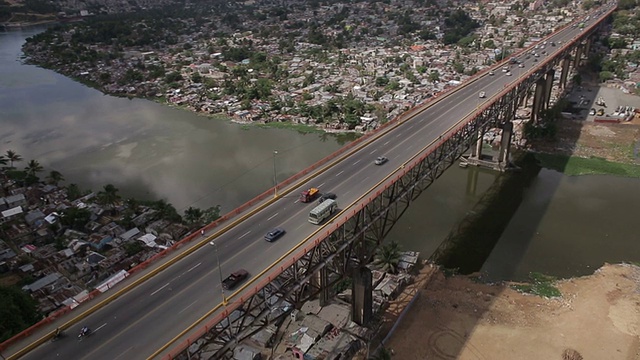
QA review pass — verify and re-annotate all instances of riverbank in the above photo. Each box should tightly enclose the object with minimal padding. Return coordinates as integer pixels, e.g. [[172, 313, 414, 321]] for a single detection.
[[384, 262, 640, 359]]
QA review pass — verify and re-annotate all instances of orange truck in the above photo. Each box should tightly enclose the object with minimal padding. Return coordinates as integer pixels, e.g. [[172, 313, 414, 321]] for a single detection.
[[300, 187, 319, 203]]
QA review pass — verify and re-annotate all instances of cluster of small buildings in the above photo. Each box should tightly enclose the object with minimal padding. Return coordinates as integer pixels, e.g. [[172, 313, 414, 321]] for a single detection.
[[0, 173, 191, 316], [194, 252, 420, 360], [22, 0, 595, 133]]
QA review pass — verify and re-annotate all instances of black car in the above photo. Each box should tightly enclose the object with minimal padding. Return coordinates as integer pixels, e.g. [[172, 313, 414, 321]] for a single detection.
[[318, 193, 337, 203], [264, 227, 286, 242], [222, 269, 249, 290]]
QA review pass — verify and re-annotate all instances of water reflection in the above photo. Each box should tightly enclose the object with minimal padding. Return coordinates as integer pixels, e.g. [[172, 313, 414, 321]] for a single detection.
[[3, 27, 640, 281], [0, 28, 344, 212]]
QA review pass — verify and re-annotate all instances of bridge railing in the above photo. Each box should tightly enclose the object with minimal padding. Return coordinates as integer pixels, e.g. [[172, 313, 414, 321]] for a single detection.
[[0, 6, 615, 358]]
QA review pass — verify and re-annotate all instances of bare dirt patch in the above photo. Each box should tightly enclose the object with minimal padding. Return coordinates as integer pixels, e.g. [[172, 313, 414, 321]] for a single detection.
[[384, 263, 640, 360], [534, 120, 640, 165]]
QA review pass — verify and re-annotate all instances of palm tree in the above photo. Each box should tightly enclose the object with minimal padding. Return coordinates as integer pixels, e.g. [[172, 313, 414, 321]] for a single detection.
[[46, 170, 65, 186], [5, 150, 22, 168], [98, 184, 121, 214], [373, 241, 402, 274], [0, 155, 7, 167], [184, 206, 203, 225], [66, 183, 82, 201], [24, 160, 44, 177]]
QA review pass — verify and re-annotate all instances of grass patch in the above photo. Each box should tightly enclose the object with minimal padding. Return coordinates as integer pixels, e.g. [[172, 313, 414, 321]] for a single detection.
[[534, 153, 640, 178], [255, 121, 323, 134], [512, 272, 561, 298]]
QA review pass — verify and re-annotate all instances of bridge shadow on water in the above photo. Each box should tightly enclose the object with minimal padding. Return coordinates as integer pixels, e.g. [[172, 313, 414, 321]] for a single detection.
[[412, 70, 603, 358]]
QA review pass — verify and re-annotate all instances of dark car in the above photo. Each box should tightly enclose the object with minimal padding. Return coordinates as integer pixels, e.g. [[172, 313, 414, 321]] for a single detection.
[[264, 227, 286, 242], [374, 156, 388, 165], [318, 192, 337, 203], [222, 269, 248, 290]]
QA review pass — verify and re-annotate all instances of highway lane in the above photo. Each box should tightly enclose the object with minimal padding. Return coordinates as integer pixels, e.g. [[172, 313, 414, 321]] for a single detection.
[[20, 6, 613, 360]]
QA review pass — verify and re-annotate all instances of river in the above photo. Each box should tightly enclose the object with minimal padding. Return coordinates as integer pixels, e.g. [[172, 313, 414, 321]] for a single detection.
[[2, 27, 639, 281]]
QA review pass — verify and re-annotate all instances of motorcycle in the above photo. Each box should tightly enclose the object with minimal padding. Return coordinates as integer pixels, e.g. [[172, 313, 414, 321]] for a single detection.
[[77, 328, 92, 340], [50, 329, 63, 343]]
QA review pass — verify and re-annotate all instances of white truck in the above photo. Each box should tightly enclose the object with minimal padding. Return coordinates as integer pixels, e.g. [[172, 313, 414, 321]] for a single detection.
[[308, 199, 338, 225]]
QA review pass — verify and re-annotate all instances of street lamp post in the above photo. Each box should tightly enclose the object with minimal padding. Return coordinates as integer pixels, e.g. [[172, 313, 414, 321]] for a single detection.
[[211, 240, 227, 306], [273, 150, 278, 198]]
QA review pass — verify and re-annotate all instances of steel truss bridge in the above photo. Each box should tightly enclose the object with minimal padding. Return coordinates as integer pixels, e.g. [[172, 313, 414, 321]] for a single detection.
[[164, 5, 615, 359]]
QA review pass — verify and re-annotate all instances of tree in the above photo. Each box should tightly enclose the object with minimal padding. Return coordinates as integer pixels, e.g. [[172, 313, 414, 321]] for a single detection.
[[98, 184, 121, 214], [599, 71, 614, 82], [124, 241, 144, 256], [5, 150, 22, 168], [24, 160, 44, 184], [373, 241, 402, 273], [0, 286, 41, 342], [66, 183, 82, 201], [375, 77, 389, 87], [153, 199, 182, 222], [184, 207, 204, 225], [46, 170, 64, 186], [202, 205, 222, 224], [59, 207, 92, 231], [429, 70, 440, 82], [0, 155, 7, 167]]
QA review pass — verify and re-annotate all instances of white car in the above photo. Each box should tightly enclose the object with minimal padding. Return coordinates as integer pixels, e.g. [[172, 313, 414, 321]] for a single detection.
[[506, 72, 512, 76], [374, 156, 388, 165], [479, 91, 486, 98]]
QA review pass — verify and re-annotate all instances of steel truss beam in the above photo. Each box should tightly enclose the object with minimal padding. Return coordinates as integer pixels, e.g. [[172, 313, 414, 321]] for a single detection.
[[172, 31, 604, 360]]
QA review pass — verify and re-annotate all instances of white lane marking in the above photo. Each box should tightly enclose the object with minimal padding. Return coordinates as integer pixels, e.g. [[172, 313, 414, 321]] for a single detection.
[[239, 231, 251, 239], [150, 283, 170, 296], [370, 149, 376, 154], [395, 133, 402, 137], [295, 223, 305, 230], [336, 171, 344, 176], [112, 347, 134, 360], [353, 159, 361, 165], [267, 213, 279, 221], [179, 299, 198, 314], [384, 141, 390, 145], [342, 190, 350, 196], [185, 262, 201, 274], [294, 199, 299, 203], [318, 182, 325, 188], [95, 323, 107, 332]]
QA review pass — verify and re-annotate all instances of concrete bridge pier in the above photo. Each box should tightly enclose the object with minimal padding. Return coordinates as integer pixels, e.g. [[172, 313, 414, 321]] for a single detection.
[[574, 44, 583, 68], [497, 121, 513, 170], [352, 266, 372, 326], [544, 69, 555, 109], [584, 38, 592, 56], [315, 267, 330, 306], [530, 77, 547, 122], [559, 57, 571, 90]]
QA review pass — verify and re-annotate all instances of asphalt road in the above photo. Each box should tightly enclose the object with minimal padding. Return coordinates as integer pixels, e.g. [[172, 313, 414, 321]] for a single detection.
[[19, 6, 613, 360]]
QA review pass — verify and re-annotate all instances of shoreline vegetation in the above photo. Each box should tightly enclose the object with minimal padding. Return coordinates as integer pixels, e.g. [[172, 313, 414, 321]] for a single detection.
[[534, 152, 640, 177]]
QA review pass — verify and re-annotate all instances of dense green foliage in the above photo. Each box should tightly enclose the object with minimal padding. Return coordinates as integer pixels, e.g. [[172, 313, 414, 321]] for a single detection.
[[442, 9, 480, 45], [0, 286, 41, 342]]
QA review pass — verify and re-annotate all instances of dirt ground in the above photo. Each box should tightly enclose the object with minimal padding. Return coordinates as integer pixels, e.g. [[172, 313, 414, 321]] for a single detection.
[[384, 263, 640, 360], [534, 83, 640, 165], [535, 119, 640, 165]]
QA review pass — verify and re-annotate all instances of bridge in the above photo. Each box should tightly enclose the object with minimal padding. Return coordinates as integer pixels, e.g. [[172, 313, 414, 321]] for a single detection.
[[3, 4, 616, 359]]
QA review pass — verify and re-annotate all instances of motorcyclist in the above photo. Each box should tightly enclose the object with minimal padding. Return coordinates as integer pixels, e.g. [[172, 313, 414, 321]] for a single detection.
[[80, 326, 89, 337], [54, 328, 61, 338]]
